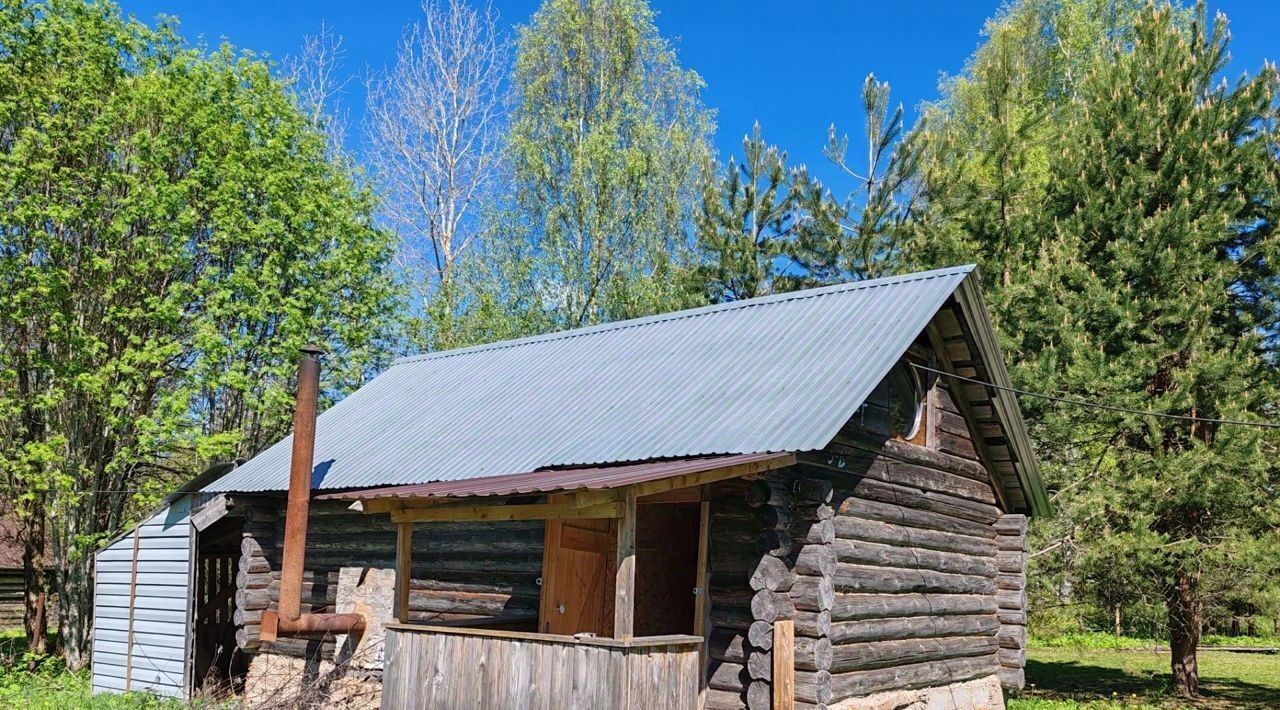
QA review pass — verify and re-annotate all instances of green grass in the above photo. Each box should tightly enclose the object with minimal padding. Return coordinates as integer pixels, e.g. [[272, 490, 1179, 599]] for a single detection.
[[1030, 632, 1279, 651], [1009, 647, 1280, 710], [0, 629, 188, 709]]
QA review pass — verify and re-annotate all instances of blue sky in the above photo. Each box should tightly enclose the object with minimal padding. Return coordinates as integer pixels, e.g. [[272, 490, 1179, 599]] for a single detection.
[[116, 0, 1277, 195]]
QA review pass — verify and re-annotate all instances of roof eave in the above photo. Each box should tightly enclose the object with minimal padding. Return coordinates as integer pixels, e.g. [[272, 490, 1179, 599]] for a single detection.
[[954, 271, 1052, 517]]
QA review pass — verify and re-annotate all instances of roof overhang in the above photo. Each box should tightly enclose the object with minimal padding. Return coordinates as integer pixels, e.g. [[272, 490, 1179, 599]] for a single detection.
[[319, 452, 795, 522], [952, 272, 1051, 517]]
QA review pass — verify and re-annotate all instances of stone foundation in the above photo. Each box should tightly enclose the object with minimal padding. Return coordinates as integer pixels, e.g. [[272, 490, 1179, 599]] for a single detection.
[[830, 674, 1006, 710], [243, 653, 381, 709]]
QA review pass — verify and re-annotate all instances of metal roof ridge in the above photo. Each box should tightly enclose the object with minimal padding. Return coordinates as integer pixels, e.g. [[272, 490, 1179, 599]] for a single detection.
[[391, 264, 977, 367]]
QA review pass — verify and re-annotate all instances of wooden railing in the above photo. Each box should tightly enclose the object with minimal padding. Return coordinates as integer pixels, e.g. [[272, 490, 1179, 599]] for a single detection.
[[381, 624, 702, 709]]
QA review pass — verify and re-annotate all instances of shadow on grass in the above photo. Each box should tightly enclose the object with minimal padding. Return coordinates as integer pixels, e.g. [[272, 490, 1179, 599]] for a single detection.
[[1023, 656, 1280, 709]]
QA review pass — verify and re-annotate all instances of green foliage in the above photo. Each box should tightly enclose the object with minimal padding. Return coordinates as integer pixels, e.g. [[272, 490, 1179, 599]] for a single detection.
[[793, 74, 922, 283], [502, 0, 714, 329], [908, 0, 1280, 693], [694, 123, 801, 302], [0, 0, 398, 664]]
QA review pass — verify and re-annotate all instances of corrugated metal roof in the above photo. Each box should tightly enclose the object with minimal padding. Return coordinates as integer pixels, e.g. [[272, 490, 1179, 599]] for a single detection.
[[317, 453, 794, 501], [204, 265, 975, 493]]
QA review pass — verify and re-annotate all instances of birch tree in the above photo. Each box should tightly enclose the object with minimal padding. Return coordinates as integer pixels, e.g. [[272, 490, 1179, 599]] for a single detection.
[[366, 0, 508, 349]]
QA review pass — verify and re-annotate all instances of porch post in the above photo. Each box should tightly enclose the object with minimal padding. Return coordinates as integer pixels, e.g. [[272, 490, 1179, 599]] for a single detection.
[[395, 521, 413, 623], [613, 489, 637, 639]]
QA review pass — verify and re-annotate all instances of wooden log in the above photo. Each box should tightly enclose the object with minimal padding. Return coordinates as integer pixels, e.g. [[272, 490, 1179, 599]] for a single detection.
[[998, 646, 1026, 668], [797, 456, 1000, 523], [795, 545, 837, 578], [997, 535, 1029, 552], [793, 611, 831, 639], [704, 688, 747, 710], [747, 648, 772, 681], [795, 635, 833, 672], [830, 593, 997, 622], [997, 589, 1027, 611], [794, 478, 833, 504], [998, 624, 1026, 650], [748, 620, 774, 650], [993, 514, 1027, 536], [997, 574, 1026, 591], [796, 519, 835, 545], [998, 666, 1025, 691], [238, 556, 271, 575], [834, 563, 996, 596], [791, 502, 835, 522], [827, 650, 996, 699], [998, 609, 1027, 626], [751, 590, 796, 623], [997, 551, 1025, 574], [709, 661, 749, 692], [746, 482, 790, 508], [821, 467, 1002, 525], [833, 539, 997, 578], [829, 635, 998, 674], [821, 439, 993, 497], [837, 497, 994, 540], [794, 670, 832, 705], [745, 680, 771, 710], [758, 530, 794, 558], [710, 629, 751, 663], [749, 555, 796, 592], [833, 517, 997, 558], [712, 605, 755, 631], [792, 575, 835, 612], [829, 613, 1000, 645]]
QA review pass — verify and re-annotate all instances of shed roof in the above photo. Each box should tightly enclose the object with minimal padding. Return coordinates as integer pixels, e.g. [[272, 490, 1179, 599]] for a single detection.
[[203, 265, 1046, 514]]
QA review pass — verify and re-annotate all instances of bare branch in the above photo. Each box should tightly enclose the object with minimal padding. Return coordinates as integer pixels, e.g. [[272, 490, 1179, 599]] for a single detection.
[[365, 0, 509, 295]]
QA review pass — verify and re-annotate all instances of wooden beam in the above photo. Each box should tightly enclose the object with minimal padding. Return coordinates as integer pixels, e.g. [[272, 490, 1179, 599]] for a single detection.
[[693, 491, 712, 707], [628, 454, 796, 500], [926, 323, 1013, 513], [123, 527, 141, 691], [395, 522, 413, 623], [637, 487, 701, 505], [773, 619, 795, 710], [390, 500, 623, 523], [613, 489, 637, 640]]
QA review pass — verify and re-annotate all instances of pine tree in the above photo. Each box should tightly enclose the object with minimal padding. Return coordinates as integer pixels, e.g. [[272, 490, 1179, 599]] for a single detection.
[[694, 123, 800, 302], [1019, 3, 1280, 695]]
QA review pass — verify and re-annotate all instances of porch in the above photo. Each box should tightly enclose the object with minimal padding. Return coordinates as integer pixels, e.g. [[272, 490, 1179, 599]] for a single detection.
[[381, 624, 702, 709], [323, 452, 797, 710]]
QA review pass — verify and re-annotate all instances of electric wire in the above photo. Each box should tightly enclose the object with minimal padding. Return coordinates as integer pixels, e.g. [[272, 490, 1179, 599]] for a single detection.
[[910, 362, 1280, 430]]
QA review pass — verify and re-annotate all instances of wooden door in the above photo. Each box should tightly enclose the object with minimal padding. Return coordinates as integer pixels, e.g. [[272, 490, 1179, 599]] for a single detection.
[[539, 517, 614, 636]]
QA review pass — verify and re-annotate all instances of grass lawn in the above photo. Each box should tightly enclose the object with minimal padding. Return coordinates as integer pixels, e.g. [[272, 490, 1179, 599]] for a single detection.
[[1009, 648, 1280, 709]]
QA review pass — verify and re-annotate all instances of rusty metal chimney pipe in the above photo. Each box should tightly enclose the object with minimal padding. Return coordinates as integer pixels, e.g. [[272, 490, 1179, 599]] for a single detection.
[[278, 344, 322, 621], [260, 345, 365, 641]]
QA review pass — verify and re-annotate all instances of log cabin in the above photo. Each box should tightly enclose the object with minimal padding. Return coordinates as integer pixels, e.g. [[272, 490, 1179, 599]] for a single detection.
[[90, 265, 1049, 709]]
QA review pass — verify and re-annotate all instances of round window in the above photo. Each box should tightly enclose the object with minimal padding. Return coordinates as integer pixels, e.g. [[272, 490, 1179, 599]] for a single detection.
[[887, 359, 924, 439]]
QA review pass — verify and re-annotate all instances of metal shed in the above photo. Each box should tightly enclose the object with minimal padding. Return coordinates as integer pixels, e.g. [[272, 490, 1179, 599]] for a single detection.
[[90, 495, 194, 696]]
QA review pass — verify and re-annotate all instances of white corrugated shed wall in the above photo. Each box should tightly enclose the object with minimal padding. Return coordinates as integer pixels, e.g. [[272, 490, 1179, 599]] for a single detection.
[[91, 495, 193, 697]]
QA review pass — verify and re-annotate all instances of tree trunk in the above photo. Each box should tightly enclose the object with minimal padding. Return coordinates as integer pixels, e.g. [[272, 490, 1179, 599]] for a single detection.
[[1113, 604, 1121, 637], [21, 494, 48, 655], [56, 511, 94, 671], [1164, 567, 1201, 698]]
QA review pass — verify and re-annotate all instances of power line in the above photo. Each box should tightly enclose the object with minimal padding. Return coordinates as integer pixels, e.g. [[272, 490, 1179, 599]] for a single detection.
[[910, 362, 1280, 430]]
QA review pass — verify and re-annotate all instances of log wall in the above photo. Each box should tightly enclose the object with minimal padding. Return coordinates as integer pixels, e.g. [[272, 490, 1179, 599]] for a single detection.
[[786, 377, 1007, 708], [233, 499, 543, 658], [995, 514, 1028, 690]]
